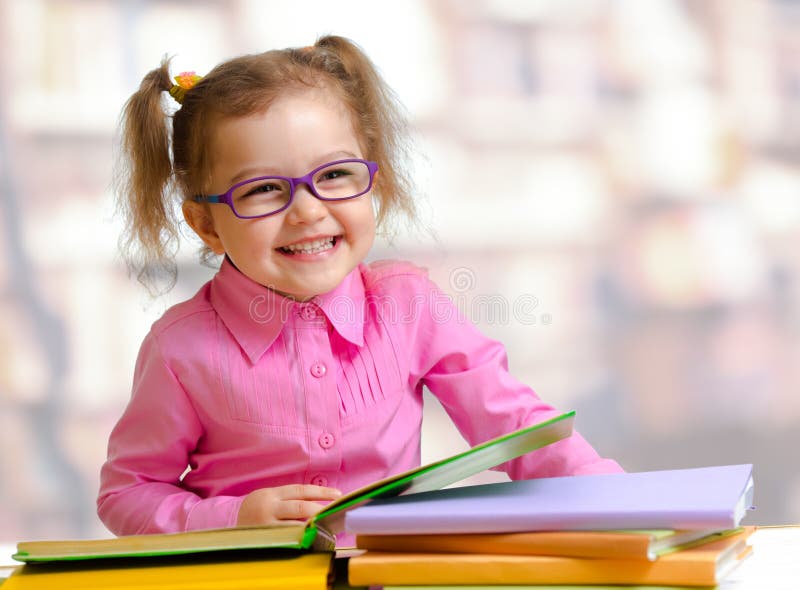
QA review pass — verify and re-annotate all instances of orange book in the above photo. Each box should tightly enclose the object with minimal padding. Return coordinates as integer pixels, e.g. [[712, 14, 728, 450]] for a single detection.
[[348, 527, 754, 587], [356, 528, 736, 561]]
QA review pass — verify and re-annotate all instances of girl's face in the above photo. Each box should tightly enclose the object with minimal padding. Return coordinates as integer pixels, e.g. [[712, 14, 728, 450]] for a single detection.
[[184, 90, 376, 300]]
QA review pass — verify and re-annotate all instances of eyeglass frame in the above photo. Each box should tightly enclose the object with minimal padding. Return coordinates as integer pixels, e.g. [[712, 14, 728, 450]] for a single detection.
[[190, 158, 379, 219]]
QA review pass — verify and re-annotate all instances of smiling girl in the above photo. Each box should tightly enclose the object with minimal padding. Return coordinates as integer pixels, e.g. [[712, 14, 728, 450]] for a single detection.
[[98, 36, 621, 542]]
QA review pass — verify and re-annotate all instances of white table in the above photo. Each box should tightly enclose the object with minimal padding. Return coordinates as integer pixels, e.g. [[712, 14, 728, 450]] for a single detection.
[[719, 526, 800, 589], [0, 544, 17, 583]]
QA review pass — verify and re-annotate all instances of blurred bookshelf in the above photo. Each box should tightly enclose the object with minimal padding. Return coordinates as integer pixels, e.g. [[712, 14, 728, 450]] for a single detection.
[[1, 0, 799, 545]]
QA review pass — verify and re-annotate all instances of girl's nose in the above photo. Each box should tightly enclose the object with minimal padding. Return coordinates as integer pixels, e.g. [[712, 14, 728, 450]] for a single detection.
[[286, 184, 327, 224]]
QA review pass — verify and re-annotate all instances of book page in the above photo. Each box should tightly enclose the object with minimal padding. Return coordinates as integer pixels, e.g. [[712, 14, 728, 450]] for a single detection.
[[315, 411, 575, 530]]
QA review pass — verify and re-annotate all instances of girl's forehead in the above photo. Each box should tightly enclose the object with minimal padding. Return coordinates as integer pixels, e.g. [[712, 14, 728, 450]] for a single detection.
[[204, 88, 366, 183], [221, 96, 356, 141], [268, 85, 351, 115], [211, 87, 365, 151]]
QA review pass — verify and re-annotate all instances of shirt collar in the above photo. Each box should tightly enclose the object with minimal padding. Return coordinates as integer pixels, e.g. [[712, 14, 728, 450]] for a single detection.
[[210, 258, 365, 364], [315, 265, 366, 348]]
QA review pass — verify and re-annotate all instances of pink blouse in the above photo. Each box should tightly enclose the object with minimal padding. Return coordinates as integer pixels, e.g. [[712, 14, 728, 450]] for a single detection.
[[98, 258, 621, 536]]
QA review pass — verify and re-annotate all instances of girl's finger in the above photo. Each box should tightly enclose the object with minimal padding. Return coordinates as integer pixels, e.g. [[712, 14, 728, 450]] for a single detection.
[[276, 499, 323, 521], [278, 484, 342, 500]]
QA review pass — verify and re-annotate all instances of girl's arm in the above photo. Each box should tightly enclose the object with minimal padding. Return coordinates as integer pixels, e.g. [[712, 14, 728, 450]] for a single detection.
[[408, 274, 623, 478], [97, 332, 243, 535], [98, 330, 343, 535]]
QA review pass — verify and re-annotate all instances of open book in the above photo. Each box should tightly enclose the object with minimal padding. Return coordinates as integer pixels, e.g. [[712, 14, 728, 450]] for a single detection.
[[13, 411, 575, 563]]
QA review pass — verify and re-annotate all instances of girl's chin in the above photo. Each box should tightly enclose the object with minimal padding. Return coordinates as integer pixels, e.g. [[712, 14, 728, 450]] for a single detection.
[[268, 275, 346, 301]]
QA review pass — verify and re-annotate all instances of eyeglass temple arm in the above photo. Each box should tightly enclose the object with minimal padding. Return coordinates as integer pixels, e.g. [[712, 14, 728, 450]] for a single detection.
[[191, 195, 223, 203]]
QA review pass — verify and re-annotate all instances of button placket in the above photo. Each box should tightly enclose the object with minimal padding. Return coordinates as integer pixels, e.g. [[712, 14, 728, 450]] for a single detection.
[[295, 307, 338, 491]]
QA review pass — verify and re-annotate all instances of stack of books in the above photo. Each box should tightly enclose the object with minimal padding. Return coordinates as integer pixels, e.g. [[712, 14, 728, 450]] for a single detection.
[[4, 413, 756, 589], [345, 464, 755, 588]]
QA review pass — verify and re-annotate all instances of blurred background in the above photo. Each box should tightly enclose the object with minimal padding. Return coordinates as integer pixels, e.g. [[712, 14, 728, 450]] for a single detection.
[[1, 0, 799, 548]]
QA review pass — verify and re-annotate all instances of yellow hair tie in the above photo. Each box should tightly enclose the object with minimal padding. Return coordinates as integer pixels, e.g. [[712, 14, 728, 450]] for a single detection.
[[168, 71, 202, 104]]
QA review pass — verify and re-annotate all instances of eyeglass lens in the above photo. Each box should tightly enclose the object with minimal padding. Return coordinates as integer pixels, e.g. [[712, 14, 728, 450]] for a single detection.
[[231, 160, 371, 217]]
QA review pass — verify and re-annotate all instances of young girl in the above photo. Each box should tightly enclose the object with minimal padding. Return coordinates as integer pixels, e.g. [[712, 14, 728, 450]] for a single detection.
[[98, 35, 622, 540]]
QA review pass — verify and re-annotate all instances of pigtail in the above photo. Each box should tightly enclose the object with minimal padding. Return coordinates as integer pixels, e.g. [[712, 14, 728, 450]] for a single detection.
[[311, 36, 418, 235], [114, 57, 180, 293]]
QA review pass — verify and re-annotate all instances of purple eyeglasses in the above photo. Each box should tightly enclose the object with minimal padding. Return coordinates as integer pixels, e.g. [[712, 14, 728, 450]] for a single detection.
[[191, 158, 379, 219]]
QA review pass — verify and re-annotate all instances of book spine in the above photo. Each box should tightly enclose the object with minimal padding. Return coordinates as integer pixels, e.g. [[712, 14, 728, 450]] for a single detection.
[[348, 510, 737, 535], [355, 533, 651, 560], [347, 553, 718, 587]]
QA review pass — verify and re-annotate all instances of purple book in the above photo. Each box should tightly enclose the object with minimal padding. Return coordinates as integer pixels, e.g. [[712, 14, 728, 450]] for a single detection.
[[344, 464, 754, 535]]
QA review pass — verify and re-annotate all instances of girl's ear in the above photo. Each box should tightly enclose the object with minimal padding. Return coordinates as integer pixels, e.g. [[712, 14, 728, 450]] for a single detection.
[[182, 201, 226, 255]]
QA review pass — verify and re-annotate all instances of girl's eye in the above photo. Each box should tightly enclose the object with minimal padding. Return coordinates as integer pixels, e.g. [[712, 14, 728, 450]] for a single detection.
[[241, 181, 284, 198], [318, 168, 351, 182], [250, 183, 278, 194]]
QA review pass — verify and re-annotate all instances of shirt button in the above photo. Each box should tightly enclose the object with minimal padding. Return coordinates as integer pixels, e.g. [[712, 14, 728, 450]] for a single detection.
[[300, 306, 318, 320], [310, 362, 327, 378], [311, 475, 328, 487], [318, 432, 335, 449]]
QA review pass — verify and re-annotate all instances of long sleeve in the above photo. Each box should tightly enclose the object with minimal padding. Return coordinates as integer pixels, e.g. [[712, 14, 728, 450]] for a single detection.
[[405, 274, 622, 478], [97, 331, 243, 535]]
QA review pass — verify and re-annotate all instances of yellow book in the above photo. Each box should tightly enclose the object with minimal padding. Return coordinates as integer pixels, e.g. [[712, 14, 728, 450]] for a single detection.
[[348, 527, 754, 587], [356, 528, 738, 561], [2, 551, 333, 590]]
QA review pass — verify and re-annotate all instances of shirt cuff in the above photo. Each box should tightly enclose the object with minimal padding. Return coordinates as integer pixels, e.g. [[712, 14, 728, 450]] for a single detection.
[[184, 495, 245, 531]]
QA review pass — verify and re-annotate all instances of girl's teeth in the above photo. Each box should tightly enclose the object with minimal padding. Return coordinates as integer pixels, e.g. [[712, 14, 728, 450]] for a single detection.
[[281, 237, 335, 254]]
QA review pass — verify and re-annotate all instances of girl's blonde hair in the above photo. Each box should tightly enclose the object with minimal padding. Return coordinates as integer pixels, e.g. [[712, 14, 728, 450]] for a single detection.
[[116, 35, 416, 292]]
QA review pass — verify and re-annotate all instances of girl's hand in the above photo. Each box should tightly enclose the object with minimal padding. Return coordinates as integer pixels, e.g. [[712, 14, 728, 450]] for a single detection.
[[236, 484, 343, 527]]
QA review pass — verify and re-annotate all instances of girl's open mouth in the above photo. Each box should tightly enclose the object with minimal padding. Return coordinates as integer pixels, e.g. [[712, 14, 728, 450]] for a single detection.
[[277, 236, 338, 255]]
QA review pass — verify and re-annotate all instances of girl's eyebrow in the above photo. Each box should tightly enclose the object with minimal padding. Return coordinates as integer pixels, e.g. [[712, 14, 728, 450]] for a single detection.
[[228, 150, 361, 184]]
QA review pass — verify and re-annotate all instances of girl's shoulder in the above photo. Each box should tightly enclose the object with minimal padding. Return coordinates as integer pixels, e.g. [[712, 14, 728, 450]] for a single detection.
[[361, 258, 430, 293], [149, 282, 215, 338]]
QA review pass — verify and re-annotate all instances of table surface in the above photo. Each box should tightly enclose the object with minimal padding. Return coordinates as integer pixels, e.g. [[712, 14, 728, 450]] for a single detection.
[[2, 526, 799, 588], [716, 525, 800, 590]]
